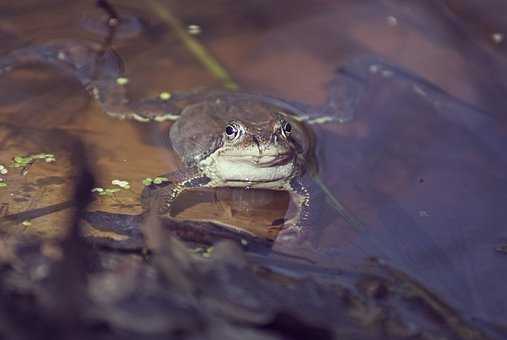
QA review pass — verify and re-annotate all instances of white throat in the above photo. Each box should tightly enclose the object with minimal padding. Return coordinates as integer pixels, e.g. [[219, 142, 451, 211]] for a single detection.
[[198, 146, 296, 188]]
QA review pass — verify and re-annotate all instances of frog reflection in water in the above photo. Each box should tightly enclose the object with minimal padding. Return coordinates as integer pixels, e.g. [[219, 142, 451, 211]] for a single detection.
[[0, 15, 361, 244]]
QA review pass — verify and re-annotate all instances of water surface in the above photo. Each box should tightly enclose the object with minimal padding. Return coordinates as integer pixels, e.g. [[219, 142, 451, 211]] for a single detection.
[[0, 0, 506, 330]]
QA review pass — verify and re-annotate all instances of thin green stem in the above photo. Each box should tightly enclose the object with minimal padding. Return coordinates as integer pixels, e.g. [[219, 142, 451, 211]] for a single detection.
[[147, 0, 239, 90]]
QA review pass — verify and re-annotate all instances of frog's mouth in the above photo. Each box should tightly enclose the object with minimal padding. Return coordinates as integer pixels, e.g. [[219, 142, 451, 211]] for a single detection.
[[201, 149, 297, 185], [223, 153, 294, 168]]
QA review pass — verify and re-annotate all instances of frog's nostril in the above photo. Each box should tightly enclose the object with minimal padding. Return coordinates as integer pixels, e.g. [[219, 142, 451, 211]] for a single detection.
[[252, 136, 263, 155], [252, 136, 259, 146]]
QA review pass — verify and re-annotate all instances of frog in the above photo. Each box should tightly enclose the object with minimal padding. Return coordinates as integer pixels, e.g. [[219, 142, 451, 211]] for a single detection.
[[139, 91, 315, 237]]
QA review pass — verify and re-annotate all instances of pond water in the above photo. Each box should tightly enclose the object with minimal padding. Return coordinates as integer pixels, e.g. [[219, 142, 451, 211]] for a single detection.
[[0, 0, 506, 334]]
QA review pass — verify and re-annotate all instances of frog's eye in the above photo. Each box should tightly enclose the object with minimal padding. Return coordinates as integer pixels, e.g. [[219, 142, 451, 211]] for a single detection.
[[225, 124, 240, 140], [281, 120, 292, 137]]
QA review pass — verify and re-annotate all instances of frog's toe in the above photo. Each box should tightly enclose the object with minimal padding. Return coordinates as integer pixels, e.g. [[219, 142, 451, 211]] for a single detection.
[[131, 98, 182, 122], [276, 224, 304, 242]]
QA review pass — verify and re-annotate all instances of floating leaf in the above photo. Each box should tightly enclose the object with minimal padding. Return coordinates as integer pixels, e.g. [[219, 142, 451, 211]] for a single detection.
[[142, 178, 153, 186], [11, 153, 55, 168], [153, 177, 169, 184], [13, 155, 33, 166], [112, 179, 130, 189]]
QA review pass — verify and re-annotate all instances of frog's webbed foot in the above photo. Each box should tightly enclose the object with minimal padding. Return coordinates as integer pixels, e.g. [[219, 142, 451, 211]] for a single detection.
[[141, 167, 211, 214], [266, 61, 368, 126], [0, 40, 130, 113], [0, 41, 104, 79], [0, 39, 212, 123], [299, 56, 492, 126]]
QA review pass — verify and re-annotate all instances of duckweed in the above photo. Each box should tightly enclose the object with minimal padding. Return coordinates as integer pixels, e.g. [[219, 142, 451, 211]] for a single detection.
[[202, 246, 214, 258], [112, 179, 130, 189], [187, 24, 201, 35], [116, 77, 129, 85], [91, 187, 121, 196], [142, 177, 169, 186], [11, 153, 56, 168], [159, 92, 172, 101]]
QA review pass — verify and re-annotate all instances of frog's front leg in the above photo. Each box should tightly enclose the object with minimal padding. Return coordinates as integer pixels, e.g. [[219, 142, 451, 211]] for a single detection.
[[141, 167, 211, 215], [274, 176, 320, 243]]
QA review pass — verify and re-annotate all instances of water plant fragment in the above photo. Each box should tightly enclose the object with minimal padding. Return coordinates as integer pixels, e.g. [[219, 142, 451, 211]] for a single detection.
[[112, 179, 130, 189], [142, 177, 169, 186]]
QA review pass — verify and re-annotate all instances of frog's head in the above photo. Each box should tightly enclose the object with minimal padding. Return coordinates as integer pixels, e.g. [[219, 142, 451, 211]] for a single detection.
[[170, 94, 312, 187], [208, 114, 299, 185]]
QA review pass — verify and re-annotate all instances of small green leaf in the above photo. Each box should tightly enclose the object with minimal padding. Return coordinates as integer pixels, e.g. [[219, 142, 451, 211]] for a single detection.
[[159, 91, 172, 100], [142, 178, 153, 186], [0, 182, 7, 188], [112, 179, 130, 189], [13, 155, 32, 165], [153, 177, 169, 184]]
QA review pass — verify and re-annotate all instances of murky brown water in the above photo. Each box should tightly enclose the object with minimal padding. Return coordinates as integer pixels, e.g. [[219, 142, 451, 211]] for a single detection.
[[1, 0, 506, 333]]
